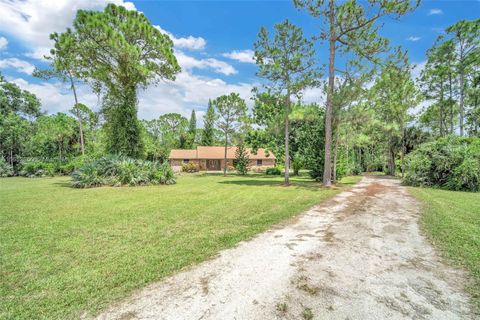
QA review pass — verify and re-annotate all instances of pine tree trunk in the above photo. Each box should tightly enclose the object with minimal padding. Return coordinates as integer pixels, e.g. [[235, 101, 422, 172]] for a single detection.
[[439, 79, 444, 137], [284, 91, 291, 186], [459, 44, 465, 136], [69, 73, 85, 156], [401, 127, 406, 179], [332, 124, 340, 183], [323, 0, 335, 187], [223, 132, 228, 177], [449, 73, 454, 134], [459, 68, 465, 136]]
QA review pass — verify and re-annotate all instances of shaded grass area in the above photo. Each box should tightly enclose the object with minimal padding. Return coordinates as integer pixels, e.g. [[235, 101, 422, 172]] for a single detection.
[[0, 174, 361, 319], [410, 187, 480, 312]]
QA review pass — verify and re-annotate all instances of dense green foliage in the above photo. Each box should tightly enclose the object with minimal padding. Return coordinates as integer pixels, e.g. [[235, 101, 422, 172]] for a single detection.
[[201, 100, 217, 146], [0, 174, 360, 319], [234, 143, 250, 175], [404, 136, 480, 191], [71, 155, 175, 188], [0, 158, 13, 177], [266, 166, 282, 175], [410, 187, 480, 310]]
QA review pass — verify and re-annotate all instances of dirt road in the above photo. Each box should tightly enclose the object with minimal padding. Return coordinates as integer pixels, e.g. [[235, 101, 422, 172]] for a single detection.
[[97, 176, 473, 320]]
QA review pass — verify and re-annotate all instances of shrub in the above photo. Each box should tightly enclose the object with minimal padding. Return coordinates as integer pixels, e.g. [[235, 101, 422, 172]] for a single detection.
[[404, 136, 480, 192], [265, 166, 281, 175], [58, 156, 88, 175], [250, 166, 265, 173], [72, 155, 175, 188], [234, 144, 250, 175], [181, 162, 199, 173], [0, 158, 14, 177], [19, 161, 56, 177]]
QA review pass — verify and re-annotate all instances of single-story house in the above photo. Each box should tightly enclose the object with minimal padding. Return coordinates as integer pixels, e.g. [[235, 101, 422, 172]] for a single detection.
[[169, 146, 276, 171]]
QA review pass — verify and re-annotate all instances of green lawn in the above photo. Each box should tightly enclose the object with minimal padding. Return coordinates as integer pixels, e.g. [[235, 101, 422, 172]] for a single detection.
[[410, 187, 480, 311], [0, 173, 360, 319]]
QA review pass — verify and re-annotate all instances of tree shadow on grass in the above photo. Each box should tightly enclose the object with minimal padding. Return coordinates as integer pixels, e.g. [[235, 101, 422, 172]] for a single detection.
[[217, 179, 325, 191], [52, 181, 73, 188]]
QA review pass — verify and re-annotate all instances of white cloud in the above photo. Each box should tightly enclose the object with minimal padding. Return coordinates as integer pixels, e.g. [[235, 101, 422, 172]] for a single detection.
[[412, 60, 426, 80], [0, 58, 35, 74], [138, 71, 254, 121], [11, 77, 99, 114], [0, 0, 254, 125], [175, 51, 237, 76], [155, 26, 206, 50], [222, 50, 255, 63], [10, 70, 255, 125], [428, 8, 443, 15], [24, 47, 52, 61], [0, 37, 8, 51], [406, 36, 421, 42], [0, 0, 136, 59]]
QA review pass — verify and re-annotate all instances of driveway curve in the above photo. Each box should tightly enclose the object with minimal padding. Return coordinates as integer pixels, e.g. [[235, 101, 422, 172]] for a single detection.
[[97, 175, 474, 320]]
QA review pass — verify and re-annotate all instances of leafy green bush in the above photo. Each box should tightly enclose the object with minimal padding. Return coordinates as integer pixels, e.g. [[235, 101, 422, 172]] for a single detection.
[[265, 166, 281, 175], [72, 155, 175, 188], [404, 136, 480, 191], [181, 162, 199, 173], [234, 144, 250, 175], [57, 156, 88, 175], [0, 158, 14, 177], [19, 161, 56, 177]]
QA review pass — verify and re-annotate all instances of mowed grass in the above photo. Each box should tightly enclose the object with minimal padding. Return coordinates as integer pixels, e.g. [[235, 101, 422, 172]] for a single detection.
[[410, 187, 480, 311], [0, 173, 360, 319]]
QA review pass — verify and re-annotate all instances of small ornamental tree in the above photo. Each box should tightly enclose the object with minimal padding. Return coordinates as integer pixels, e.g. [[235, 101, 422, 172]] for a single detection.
[[235, 143, 250, 175], [213, 93, 247, 176], [56, 4, 180, 157]]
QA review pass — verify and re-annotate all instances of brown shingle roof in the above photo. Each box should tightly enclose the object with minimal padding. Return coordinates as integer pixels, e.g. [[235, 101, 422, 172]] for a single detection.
[[169, 146, 275, 160], [169, 149, 197, 159]]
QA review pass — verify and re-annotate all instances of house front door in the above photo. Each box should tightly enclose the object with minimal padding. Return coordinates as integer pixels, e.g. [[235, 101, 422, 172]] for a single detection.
[[207, 159, 220, 170]]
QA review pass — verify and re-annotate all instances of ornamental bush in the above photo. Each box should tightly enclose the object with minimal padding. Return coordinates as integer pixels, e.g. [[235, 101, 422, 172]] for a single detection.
[[265, 166, 281, 175], [71, 155, 175, 188], [0, 158, 14, 177], [404, 136, 480, 192], [19, 161, 56, 177], [181, 162, 199, 173]]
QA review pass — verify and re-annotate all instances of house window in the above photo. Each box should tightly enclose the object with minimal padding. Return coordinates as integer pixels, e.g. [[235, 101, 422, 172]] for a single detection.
[[257, 159, 263, 166], [183, 159, 190, 163]]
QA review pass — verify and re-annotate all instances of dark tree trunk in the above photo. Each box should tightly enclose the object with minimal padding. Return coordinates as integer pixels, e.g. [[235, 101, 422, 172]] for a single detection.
[[323, 0, 335, 187]]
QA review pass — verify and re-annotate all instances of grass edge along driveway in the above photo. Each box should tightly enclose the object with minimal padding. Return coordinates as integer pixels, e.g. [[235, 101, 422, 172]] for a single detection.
[[0, 174, 361, 319], [410, 187, 480, 313]]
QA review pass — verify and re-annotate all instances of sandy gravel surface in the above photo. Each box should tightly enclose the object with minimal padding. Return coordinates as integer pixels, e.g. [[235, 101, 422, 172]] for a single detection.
[[96, 175, 474, 320]]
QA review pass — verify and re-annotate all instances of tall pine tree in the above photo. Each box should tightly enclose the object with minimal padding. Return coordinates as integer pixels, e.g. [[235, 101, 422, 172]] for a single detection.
[[201, 99, 216, 146]]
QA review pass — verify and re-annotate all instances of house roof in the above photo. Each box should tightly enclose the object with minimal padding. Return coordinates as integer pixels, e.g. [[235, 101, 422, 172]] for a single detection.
[[169, 146, 276, 160], [169, 149, 197, 159]]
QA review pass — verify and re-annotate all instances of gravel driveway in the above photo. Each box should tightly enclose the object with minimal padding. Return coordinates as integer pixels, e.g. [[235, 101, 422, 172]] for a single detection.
[[97, 175, 474, 320]]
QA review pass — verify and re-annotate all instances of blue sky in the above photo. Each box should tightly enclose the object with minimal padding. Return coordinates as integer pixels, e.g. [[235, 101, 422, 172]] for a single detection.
[[0, 0, 479, 124]]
